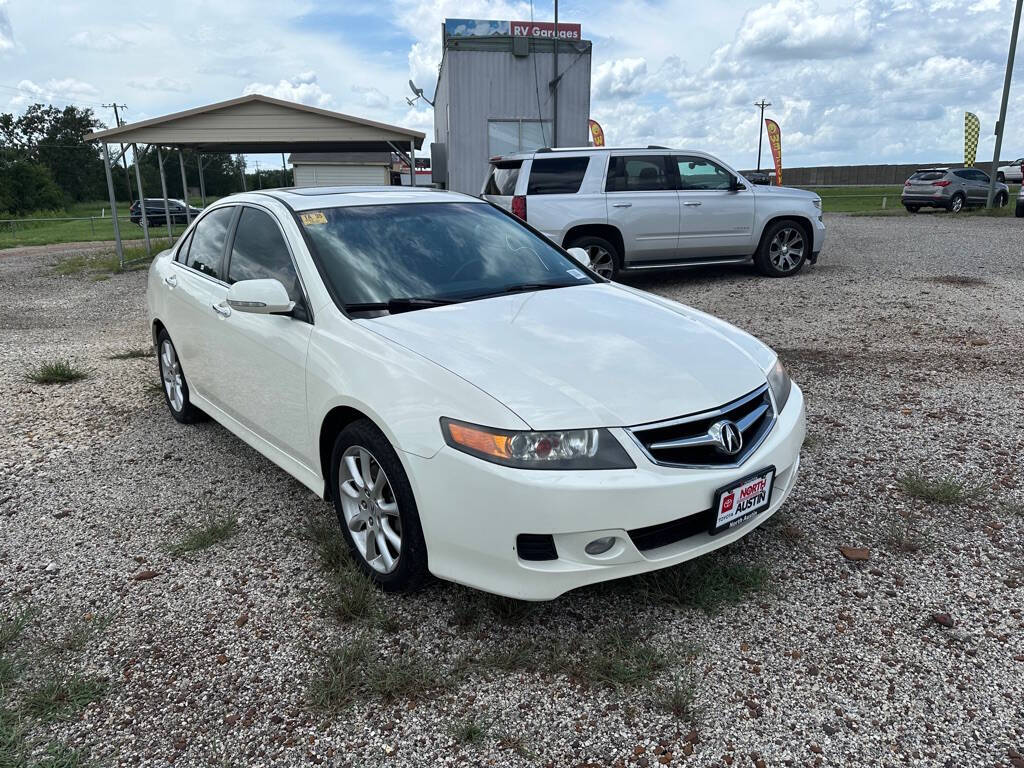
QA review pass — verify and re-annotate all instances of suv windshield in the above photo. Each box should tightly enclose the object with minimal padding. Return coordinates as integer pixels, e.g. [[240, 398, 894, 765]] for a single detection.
[[300, 202, 593, 311]]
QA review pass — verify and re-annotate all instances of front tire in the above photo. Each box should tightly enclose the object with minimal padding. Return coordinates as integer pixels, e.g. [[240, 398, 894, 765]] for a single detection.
[[948, 193, 965, 213], [995, 192, 1008, 208], [156, 330, 206, 424], [567, 235, 620, 280], [755, 220, 808, 277], [329, 419, 428, 592]]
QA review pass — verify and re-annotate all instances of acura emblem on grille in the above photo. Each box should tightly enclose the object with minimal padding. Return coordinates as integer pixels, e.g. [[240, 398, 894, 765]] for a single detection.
[[708, 420, 743, 455]]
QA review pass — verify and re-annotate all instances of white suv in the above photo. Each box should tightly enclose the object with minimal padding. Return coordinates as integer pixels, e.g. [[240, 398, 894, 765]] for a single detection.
[[482, 147, 825, 279]]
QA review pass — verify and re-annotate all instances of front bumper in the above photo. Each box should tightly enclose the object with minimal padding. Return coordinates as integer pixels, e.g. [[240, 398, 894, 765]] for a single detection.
[[404, 384, 806, 600]]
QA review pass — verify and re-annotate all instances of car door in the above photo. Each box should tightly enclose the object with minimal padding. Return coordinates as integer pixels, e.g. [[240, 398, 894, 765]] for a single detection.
[[215, 205, 315, 464], [970, 169, 994, 202], [674, 155, 756, 258], [166, 205, 236, 404], [605, 154, 680, 264]]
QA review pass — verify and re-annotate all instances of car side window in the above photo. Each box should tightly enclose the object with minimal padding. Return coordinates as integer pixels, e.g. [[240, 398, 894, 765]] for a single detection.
[[227, 208, 304, 307], [527, 157, 590, 195], [606, 155, 671, 192], [186, 206, 234, 279], [675, 156, 733, 190], [953, 170, 970, 180], [973, 170, 990, 183], [174, 229, 194, 263]]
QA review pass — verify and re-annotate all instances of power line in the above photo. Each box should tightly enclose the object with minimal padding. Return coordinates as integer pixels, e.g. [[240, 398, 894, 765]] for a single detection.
[[0, 82, 108, 108]]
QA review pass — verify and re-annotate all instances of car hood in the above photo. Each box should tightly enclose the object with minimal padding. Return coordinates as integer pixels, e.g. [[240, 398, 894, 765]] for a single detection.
[[357, 284, 771, 429], [752, 185, 818, 201]]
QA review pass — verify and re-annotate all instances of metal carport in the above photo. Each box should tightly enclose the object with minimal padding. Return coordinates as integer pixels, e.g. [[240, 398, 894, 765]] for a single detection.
[[84, 93, 425, 267]]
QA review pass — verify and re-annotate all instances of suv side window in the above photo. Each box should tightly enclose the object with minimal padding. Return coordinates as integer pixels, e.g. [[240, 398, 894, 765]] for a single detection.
[[227, 207, 305, 309], [186, 206, 234, 279], [527, 157, 590, 195], [971, 169, 990, 183], [606, 155, 671, 192], [675, 156, 733, 190], [484, 161, 522, 196]]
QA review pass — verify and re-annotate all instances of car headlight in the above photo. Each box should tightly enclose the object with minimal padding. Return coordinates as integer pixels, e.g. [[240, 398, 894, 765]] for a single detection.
[[812, 198, 822, 210], [440, 418, 635, 470], [767, 358, 793, 413]]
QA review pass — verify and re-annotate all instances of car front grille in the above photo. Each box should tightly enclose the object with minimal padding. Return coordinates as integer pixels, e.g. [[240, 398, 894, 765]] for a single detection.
[[627, 385, 775, 468], [627, 507, 711, 551]]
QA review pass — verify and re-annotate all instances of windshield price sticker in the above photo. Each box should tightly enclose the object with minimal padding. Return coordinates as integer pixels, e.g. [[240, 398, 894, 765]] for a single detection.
[[566, 268, 586, 279], [300, 211, 327, 226]]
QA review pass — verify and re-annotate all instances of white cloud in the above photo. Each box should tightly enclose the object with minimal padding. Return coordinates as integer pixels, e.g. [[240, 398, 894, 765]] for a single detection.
[[243, 71, 334, 107], [0, 0, 12, 52], [7, 78, 98, 109], [350, 84, 389, 109], [593, 58, 648, 99], [127, 76, 190, 93]]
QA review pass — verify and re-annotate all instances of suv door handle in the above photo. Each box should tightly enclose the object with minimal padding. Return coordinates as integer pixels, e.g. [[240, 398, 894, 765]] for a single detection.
[[612, 202, 632, 208], [212, 302, 231, 317], [683, 201, 702, 207], [163, 274, 177, 287]]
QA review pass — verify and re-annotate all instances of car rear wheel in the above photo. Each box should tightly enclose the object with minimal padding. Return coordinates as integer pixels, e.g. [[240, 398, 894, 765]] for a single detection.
[[567, 235, 620, 280], [905, 204, 920, 213], [1016, 201, 1024, 218], [994, 192, 1008, 208], [949, 193, 965, 213], [755, 220, 807, 277], [329, 419, 428, 592], [156, 329, 206, 424]]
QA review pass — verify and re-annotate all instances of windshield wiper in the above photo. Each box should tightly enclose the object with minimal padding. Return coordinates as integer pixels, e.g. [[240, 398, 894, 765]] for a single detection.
[[345, 297, 456, 315], [464, 283, 569, 301]]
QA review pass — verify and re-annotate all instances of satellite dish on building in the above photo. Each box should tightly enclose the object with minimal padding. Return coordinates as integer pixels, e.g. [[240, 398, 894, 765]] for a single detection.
[[407, 80, 434, 107]]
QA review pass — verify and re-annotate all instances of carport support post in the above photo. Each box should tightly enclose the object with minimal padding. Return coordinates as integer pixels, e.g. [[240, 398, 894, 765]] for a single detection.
[[178, 150, 192, 225], [197, 154, 207, 207], [131, 143, 151, 256], [101, 142, 124, 268], [157, 147, 173, 241], [987, 0, 1022, 207], [409, 140, 416, 187]]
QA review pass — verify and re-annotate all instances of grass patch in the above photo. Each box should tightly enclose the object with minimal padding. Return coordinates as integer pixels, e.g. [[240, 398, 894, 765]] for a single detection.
[[52, 240, 166, 277], [484, 594, 537, 626], [23, 675, 108, 721], [168, 514, 238, 556], [300, 516, 351, 574], [307, 639, 443, 711], [635, 557, 769, 612], [496, 730, 534, 759], [898, 471, 983, 505], [570, 629, 666, 689], [449, 590, 481, 629], [25, 359, 89, 385], [482, 640, 543, 673], [53, 614, 113, 654], [325, 568, 379, 625], [0, 709, 25, 766], [656, 673, 699, 723], [0, 612, 33, 654], [33, 743, 90, 768], [451, 717, 488, 745], [108, 348, 154, 360], [884, 513, 932, 553]]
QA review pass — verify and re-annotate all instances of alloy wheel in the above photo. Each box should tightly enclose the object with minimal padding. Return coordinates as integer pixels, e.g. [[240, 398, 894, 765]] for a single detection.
[[586, 245, 615, 279], [339, 445, 402, 573], [159, 340, 185, 412], [951, 195, 964, 213], [768, 228, 804, 273]]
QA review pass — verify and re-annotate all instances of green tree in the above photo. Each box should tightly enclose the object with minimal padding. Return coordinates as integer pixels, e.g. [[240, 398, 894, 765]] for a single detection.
[[0, 150, 64, 214]]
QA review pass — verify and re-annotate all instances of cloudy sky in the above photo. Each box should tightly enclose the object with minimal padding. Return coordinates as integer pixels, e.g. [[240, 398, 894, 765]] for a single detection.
[[1, 0, 1021, 169]]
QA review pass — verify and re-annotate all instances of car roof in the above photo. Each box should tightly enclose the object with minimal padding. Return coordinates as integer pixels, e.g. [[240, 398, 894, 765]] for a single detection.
[[491, 146, 702, 161], [225, 186, 483, 212]]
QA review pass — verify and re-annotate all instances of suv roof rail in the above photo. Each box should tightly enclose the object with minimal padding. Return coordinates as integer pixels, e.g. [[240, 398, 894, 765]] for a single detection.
[[535, 147, 553, 153], [647, 145, 669, 149]]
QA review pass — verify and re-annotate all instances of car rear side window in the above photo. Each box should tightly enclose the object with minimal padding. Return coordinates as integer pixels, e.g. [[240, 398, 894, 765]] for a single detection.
[[186, 206, 234, 279], [526, 157, 590, 195], [227, 208, 303, 304], [484, 162, 522, 196], [606, 156, 671, 192]]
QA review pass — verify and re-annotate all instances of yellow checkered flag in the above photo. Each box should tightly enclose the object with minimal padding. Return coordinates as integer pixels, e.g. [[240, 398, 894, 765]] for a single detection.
[[964, 112, 980, 167]]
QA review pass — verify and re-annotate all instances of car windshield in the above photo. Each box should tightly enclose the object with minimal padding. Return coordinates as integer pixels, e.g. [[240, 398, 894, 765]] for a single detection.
[[909, 171, 946, 181], [299, 202, 593, 311]]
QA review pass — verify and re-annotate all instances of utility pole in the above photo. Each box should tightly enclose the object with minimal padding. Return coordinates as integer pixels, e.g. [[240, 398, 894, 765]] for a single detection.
[[754, 99, 772, 171], [987, 0, 1022, 207], [255, 159, 262, 189], [103, 103, 133, 202], [551, 0, 559, 148]]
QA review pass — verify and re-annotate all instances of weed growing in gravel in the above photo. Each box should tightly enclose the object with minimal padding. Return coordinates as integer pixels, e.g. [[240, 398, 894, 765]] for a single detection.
[[300, 516, 351, 573], [54, 244, 160, 277], [369, 654, 442, 702], [569, 629, 666, 689], [23, 674, 108, 721], [484, 594, 538, 626], [0, 611, 33, 654], [451, 717, 488, 745], [25, 360, 89, 385], [326, 568, 379, 624], [635, 557, 769, 612], [108, 348, 155, 360], [656, 672, 699, 723], [168, 514, 238, 556], [482, 639, 546, 673], [885, 512, 933, 554], [450, 590, 481, 629], [0, 709, 25, 765], [32, 742, 89, 768], [54, 614, 113, 653], [496, 730, 535, 759], [898, 471, 983, 505]]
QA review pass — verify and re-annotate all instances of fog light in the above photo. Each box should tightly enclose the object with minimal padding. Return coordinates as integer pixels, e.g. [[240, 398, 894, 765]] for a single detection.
[[585, 536, 616, 556]]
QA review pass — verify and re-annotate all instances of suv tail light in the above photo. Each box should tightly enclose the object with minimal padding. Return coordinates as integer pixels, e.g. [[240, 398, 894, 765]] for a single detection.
[[511, 195, 527, 221], [932, 180, 951, 187], [904, 180, 912, 186]]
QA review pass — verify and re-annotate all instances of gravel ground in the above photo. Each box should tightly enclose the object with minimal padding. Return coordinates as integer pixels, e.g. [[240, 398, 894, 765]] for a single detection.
[[1, 215, 1023, 768]]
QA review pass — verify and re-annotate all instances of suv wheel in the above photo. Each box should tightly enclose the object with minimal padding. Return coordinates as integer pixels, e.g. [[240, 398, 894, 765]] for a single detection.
[[905, 204, 920, 213], [994, 191, 1008, 208], [949, 193, 965, 213], [755, 220, 807, 278], [567, 235, 620, 280]]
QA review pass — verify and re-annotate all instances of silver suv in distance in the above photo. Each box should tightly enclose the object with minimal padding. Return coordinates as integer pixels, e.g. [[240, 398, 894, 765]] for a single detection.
[[901, 168, 1010, 213], [482, 147, 825, 279]]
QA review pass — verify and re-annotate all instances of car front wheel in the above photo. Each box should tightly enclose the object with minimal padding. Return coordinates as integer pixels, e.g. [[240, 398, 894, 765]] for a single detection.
[[329, 419, 428, 591], [567, 235, 620, 280], [156, 329, 206, 424], [755, 220, 808, 277]]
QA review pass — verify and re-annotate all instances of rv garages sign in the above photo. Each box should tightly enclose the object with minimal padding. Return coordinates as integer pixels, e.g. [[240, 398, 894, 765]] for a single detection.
[[445, 19, 581, 40]]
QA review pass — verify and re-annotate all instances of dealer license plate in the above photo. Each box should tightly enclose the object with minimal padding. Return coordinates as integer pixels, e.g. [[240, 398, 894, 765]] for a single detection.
[[711, 466, 776, 534]]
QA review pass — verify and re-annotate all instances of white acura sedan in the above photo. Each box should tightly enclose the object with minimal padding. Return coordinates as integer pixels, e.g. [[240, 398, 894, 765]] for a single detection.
[[148, 187, 805, 600]]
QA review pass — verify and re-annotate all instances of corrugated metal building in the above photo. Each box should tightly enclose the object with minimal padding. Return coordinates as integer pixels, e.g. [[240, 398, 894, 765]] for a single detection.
[[432, 33, 592, 195], [289, 152, 393, 186]]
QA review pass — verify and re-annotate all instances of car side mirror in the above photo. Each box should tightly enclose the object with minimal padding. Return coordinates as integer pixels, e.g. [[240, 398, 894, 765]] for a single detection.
[[729, 176, 747, 191], [226, 278, 294, 315], [567, 246, 592, 268]]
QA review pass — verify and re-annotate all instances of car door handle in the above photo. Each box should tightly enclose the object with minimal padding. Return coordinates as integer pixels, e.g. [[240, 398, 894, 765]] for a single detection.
[[612, 202, 632, 208], [163, 274, 177, 287], [211, 302, 231, 317], [683, 201, 702, 207]]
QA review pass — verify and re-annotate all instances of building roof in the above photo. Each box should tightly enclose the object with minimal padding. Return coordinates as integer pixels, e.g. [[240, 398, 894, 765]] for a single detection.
[[288, 152, 392, 165], [85, 94, 425, 152]]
